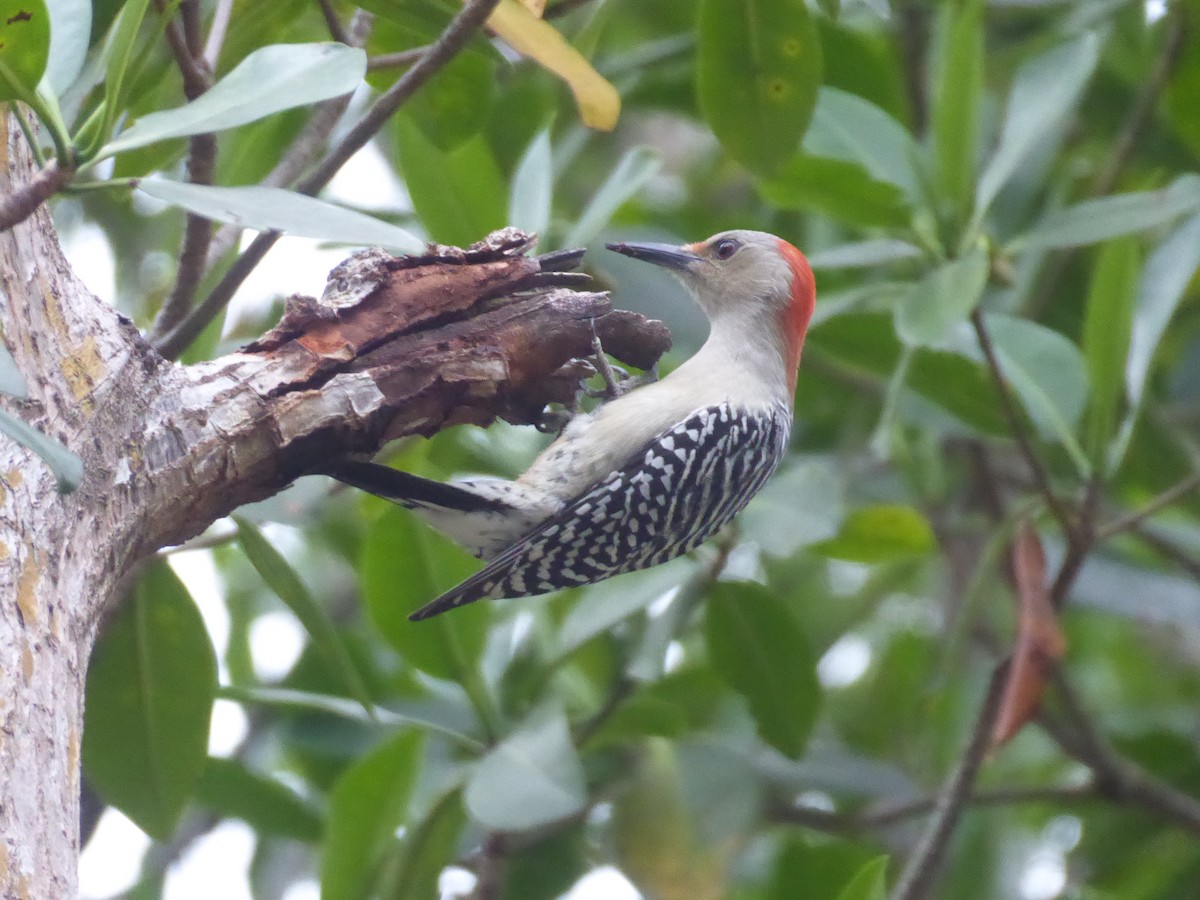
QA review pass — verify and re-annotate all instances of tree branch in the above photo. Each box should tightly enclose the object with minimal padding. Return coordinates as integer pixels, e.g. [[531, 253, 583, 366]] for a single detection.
[[1096, 469, 1200, 541], [0, 159, 73, 233], [890, 666, 1007, 900], [154, 0, 504, 360], [970, 308, 1077, 538]]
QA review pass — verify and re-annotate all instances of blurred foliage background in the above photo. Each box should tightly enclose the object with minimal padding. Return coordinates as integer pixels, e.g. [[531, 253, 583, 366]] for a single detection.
[[17, 0, 1200, 896]]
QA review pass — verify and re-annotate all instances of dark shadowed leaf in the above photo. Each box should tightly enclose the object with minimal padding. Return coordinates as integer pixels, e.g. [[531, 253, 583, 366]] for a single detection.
[[83, 561, 217, 840], [0, 0, 50, 102], [697, 0, 822, 176], [233, 517, 373, 713], [361, 507, 491, 683], [195, 756, 323, 842], [974, 32, 1100, 219], [99, 43, 366, 158], [704, 581, 820, 758], [813, 505, 935, 563], [410, 48, 495, 152], [465, 708, 587, 830], [323, 729, 424, 900], [757, 154, 911, 228], [137, 180, 423, 252], [381, 788, 467, 899], [395, 114, 507, 246]]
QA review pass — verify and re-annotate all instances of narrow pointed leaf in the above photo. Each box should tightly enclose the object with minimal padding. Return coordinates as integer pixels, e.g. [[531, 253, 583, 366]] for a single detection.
[[0, 406, 84, 492], [705, 581, 819, 758], [697, 0, 822, 176], [806, 239, 923, 270], [758, 155, 911, 228], [931, 0, 983, 213], [100, 43, 366, 158], [323, 730, 424, 900], [1011, 175, 1200, 250], [194, 757, 323, 842], [137, 180, 423, 252], [508, 129, 554, 241], [83, 561, 217, 840], [895, 246, 989, 347], [562, 146, 660, 248], [975, 32, 1100, 218], [0, 0, 50, 101], [1082, 239, 1138, 467], [834, 857, 889, 900], [465, 709, 587, 830], [813, 505, 935, 563], [0, 338, 28, 398], [233, 517, 374, 713]]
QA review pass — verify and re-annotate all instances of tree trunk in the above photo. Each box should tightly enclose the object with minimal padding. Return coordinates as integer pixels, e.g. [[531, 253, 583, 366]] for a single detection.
[[0, 113, 669, 896]]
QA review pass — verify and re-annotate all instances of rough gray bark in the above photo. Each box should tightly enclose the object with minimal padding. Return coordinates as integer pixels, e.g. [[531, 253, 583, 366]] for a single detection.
[[0, 114, 670, 897]]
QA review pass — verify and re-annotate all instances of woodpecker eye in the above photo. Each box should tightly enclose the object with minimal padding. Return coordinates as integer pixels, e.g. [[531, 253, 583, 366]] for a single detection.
[[713, 238, 739, 260]]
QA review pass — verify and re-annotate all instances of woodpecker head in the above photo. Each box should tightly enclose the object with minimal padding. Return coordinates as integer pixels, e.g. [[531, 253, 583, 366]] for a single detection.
[[606, 230, 816, 378]]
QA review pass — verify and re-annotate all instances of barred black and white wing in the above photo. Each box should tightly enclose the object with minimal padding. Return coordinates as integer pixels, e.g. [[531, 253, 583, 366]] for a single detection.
[[409, 403, 791, 620]]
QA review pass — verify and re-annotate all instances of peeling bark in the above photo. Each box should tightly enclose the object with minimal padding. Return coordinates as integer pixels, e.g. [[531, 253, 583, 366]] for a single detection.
[[0, 113, 670, 896]]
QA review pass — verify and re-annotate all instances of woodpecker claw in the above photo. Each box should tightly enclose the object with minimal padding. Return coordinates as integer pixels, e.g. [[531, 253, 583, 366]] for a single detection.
[[589, 319, 628, 400]]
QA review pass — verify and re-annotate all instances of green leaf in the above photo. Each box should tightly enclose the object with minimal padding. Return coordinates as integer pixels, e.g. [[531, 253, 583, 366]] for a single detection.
[[834, 856, 889, 900], [975, 32, 1100, 219], [137, 180, 423, 252], [465, 708, 588, 831], [1082, 239, 1139, 468], [194, 757, 323, 842], [804, 86, 924, 204], [98, 0, 151, 150], [42, 0, 89, 94], [83, 560, 217, 840], [323, 730, 424, 900], [233, 517, 374, 713], [704, 581, 820, 758], [395, 115, 507, 246], [696, 0, 822, 176], [894, 246, 989, 347], [381, 788, 467, 899], [562, 146, 661, 249], [0, 336, 28, 398], [508, 128, 554, 242], [0, 0, 50, 102], [741, 458, 844, 557], [1127, 212, 1200, 408], [957, 314, 1090, 468], [757, 154, 912, 229], [813, 505, 935, 563], [99, 42, 366, 158], [360, 506, 490, 683], [0, 406, 83, 492], [1010, 175, 1200, 250], [409, 48, 494, 152], [806, 239, 923, 270], [930, 0, 983, 215]]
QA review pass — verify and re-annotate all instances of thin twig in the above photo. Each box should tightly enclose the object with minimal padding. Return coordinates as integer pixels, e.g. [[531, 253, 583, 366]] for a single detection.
[[970, 308, 1077, 538], [1129, 525, 1200, 581], [472, 833, 507, 900], [154, 0, 504, 360], [772, 783, 1095, 835], [0, 160, 74, 232], [367, 47, 429, 71], [891, 666, 1007, 900], [1096, 469, 1200, 541], [148, 1, 218, 343], [316, 0, 351, 45]]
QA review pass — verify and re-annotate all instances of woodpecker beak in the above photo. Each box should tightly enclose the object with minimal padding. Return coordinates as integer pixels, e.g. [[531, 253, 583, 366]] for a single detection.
[[606, 241, 702, 271]]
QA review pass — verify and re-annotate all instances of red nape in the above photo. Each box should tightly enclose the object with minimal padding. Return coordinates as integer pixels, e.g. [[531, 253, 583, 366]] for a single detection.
[[775, 238, 816, 381]]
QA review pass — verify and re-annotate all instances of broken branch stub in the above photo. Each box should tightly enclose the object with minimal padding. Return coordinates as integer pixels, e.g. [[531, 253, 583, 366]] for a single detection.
[[245, 228, 672, 444]]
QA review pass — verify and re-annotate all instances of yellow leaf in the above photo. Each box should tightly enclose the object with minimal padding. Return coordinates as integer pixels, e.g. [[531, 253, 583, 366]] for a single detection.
[[484, 0, 620, 131]]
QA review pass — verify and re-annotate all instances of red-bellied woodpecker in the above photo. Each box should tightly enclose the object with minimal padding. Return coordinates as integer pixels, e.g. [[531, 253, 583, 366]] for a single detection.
[[330, 230, 816, 620]]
